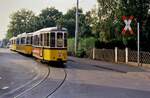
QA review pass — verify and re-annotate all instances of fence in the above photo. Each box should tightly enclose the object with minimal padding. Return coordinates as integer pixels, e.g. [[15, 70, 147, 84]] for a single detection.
[[68, 47, 150, 66], [91, 47, 150, 66], [128, 50, 150, 64], [92, 48, 115, 62]]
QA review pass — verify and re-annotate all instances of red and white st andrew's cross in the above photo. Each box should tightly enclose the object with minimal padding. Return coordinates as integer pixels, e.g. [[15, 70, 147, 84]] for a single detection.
[[122, 16, 134, 35]]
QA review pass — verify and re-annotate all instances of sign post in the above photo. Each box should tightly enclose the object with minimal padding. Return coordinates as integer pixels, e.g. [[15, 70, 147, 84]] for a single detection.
[[137, 23, 140, 66], [75, 0, 79, 55]]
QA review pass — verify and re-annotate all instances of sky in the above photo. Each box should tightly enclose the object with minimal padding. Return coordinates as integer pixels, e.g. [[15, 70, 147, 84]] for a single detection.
[[0, 0, 97, 40]]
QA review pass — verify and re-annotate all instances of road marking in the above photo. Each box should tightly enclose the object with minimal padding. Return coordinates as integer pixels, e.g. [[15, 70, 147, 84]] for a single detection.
[[0, 77, 2, 79], [2, 86, 9, 90]]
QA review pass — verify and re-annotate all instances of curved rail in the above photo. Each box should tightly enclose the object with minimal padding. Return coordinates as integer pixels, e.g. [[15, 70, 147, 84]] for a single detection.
[[14, 66, 50, 98], [45, 68, 67, 98]]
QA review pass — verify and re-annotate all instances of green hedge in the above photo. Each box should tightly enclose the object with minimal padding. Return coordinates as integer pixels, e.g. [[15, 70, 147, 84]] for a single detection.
[[68, 37, 95, 57]]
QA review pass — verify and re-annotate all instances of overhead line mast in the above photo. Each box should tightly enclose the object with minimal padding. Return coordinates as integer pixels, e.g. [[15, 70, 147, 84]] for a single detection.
[[75, 0, 79, 55]]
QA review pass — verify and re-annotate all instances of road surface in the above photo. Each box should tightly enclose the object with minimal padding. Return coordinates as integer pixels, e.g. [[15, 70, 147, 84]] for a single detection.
[[0, 48, 150, 98]]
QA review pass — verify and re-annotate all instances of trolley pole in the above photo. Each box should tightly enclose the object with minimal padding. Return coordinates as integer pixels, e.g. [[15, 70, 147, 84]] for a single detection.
[[75, 0, 79, 55], [137, 23, 140, 66]]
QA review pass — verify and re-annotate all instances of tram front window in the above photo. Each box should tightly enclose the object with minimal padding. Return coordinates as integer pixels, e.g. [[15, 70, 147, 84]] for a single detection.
[[57, 32, 63, 47]]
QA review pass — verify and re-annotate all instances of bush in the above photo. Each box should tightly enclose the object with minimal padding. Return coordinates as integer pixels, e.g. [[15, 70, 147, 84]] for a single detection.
[[68, 38, 75, 52], [76, 48, 86, 58], [68, 37, 95, 57]]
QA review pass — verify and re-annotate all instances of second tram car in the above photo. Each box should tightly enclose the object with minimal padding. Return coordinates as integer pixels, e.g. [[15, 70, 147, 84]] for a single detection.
[[32, 27, 67, 63], [9, 37, 17, 51], [16, 33, 33, 55]]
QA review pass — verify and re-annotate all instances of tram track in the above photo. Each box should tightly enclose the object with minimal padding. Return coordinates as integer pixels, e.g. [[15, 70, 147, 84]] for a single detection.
[[13, 64, 67, 98], [13, 65, 51, 98], [0, 49, 68, 98], [45, 68, 67, 98]]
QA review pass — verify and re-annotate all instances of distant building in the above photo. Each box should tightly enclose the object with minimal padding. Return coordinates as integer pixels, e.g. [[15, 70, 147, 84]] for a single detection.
[[0, 40, 2, 47], [0, 39, 8, 48]]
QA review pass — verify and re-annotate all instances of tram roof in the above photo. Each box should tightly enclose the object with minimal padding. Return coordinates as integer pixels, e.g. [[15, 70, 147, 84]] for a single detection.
[[27, 32, 33, 37], [17, 32, 33, 38], [33, 27, 67, 35], [40, 27, 67, 32], [17, 33, 26, 38], [10, 37, 17, 40]]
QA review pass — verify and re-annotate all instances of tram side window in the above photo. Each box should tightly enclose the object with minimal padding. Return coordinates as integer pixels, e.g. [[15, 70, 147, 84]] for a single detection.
[[35, 36, 36, 45], [33, 36, 36, 45], [44, 33, 47, 46], [26, 37, 30, 45], [21, 37, 26, 44], [43, 33, 49, 47], [33, 36, 35, 45], [34, 35, 38, 46], [40, 34, 43, 46], [47, 33, 50, 47], [50, 32, 55, 47], [57, 32, 63, 47], [64, 33, 67, 47], [31, 36, 33, 45], [17, 39, 19, 45], [36, 35, 39, 46]]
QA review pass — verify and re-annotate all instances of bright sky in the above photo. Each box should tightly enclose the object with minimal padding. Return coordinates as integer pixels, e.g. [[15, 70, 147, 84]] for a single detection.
[[0, 0, 97, 40]]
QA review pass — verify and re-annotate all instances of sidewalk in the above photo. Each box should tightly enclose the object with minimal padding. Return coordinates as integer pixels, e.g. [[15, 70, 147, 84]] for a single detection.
[[68, 56, 148, 73]]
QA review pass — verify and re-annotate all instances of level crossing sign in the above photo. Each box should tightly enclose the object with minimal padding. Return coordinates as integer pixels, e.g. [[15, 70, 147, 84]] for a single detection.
[[122, 16, 134, 35]]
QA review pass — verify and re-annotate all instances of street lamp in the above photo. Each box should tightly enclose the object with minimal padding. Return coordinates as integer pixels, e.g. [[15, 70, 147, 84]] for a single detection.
[[75, 0, 79, 55]]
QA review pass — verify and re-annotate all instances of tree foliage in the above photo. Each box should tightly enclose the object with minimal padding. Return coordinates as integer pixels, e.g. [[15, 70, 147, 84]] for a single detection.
[[39, 7, 62, 28], [6, 7, 62, 39], [7, 9, 36, 37], [62, 7, 92, 37], [6, 1, 150, 51]]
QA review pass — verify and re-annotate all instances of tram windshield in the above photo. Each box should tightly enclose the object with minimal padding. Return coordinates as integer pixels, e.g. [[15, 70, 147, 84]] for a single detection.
[[57, 32, 63, 47]]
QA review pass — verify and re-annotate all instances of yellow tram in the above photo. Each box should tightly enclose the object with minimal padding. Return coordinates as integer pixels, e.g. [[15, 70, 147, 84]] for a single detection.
[[16, 33, 33, 55], [32, 27, 68, 63], [9, 37, 17, 51]]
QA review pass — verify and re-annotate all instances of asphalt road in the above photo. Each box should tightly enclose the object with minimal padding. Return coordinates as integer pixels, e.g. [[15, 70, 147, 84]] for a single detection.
[[0, 48, 150, 98]]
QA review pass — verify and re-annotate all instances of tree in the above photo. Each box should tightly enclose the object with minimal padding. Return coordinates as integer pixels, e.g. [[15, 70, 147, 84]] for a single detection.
[[7, 9, 36, 38], [39, 7, 62, 28], [120, 0, 150, 50], [63, 7, 91, 37], [88, 0, 121, 42], [63, 7, 79, 37]]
